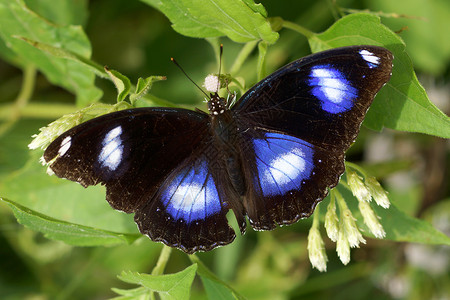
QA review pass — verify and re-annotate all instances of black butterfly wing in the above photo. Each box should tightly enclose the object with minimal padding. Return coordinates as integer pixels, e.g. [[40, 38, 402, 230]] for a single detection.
[[232, 46, 393, 229], [134, 141, 246, 253], [44, 108, 245, 253]]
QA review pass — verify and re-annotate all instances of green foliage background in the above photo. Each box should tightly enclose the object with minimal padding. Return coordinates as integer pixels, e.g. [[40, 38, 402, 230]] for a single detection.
[[0, 0, 449, 299]]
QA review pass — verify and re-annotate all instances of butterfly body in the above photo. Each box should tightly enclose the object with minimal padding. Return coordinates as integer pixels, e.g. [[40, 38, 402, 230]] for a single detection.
[[43, 46, 393, 253]]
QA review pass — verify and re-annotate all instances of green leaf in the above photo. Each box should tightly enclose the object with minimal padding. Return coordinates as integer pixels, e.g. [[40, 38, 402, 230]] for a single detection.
[[105, 67, 132, 102], [130, 76, 167, 103], [0, 154, 138, 235], [23, 0, 88, 26], [369, 0, 450, 75], [0, 0, 102, 106], [115, 264, 197, 300], [201, 276, 239, 300], [18, 37, 107, 78], [373, 202, 450, 245], [141, 0, 278, 44], [190, 255, 246, 300], [0, 33, 23, 67], [111, 286, 149, 298], [337, 184, 449, 246], [1, 197, 140, 246], [308, 13, 450, 138]]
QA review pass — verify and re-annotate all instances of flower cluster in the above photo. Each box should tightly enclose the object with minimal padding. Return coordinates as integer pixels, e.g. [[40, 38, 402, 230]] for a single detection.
[[307, 164, 390, 271]]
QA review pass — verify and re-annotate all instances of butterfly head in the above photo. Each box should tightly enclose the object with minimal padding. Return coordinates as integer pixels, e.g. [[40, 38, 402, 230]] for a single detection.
[[207, 93, 227, 115]]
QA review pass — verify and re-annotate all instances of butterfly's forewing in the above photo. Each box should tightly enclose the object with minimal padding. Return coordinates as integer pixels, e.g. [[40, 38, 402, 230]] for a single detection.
[[44, 108, 245, 252], [44, 108, 210, 212], [232, 46, 393, 229]]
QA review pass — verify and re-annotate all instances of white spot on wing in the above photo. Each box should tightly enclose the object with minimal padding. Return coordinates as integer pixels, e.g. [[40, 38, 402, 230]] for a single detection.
[[104, 126, 122, 143], [359, 49, 380, 68], [58, 136, 72, 156], [99, 126, 123, 170]]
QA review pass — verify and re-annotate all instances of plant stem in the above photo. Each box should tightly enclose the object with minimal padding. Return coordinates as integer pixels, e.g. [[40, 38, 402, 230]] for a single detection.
[[0, 103, 78, 120], [282, 20, 315, 39], [229, 40, 258, 75], [151, 245, 172, 276], [345, 161, 368, 178], [334, 189, 347, 210], [257, 41, 268, 81], [0, 64, 36, 137]]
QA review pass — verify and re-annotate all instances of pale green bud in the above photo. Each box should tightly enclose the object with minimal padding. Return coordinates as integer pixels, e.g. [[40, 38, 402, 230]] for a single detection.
[[336, 222, 351, 265], [341, 206, 366, 248], [358, 201, 386, 239], [307, 226, 328, 272], [325, 196, 339, 242], [365, 176, 390, 208], [347, 170, 371, 202]]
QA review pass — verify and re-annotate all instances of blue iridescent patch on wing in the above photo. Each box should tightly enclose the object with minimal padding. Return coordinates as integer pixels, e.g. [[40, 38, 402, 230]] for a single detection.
[[252, 132, 315, 197], [359, 49, 381, 69], [308, 65, 358, 114], [161, 160, 222, 223]]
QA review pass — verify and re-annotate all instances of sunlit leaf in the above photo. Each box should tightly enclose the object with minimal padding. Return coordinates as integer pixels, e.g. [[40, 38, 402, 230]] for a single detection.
[[0, 154, 138, 234], [1, 197, 140, 246], [141, 0, 278, 44], [115, 264, 197, 300], [0, 0, 102, 105], [105, 67, 132, 102]]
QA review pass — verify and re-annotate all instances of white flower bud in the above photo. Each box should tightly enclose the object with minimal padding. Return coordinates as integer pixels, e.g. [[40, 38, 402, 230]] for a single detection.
[[308, 225, 328, 272], [337, 223, 351, 265], [366, 176, 390, 208], [347, 170, 371, 202], [325, 196, 339, 242], [358, 201, 386, 238]]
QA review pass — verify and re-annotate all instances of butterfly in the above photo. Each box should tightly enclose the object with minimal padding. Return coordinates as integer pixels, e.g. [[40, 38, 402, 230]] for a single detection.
[[43, 46, 393, 254]]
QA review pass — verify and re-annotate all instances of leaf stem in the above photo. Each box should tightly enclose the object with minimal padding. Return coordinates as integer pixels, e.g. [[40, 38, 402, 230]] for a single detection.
[[257, 41, 268, 81], [205, 37, 221, 66], [0, 64, 36, 137], [229, 40, 258, 75], [282, 20, 315, 39], [334, 189, 347, 209], [151, 245, 172, 276], [345, 161, 368, 178], [0, 103, 78, 120]]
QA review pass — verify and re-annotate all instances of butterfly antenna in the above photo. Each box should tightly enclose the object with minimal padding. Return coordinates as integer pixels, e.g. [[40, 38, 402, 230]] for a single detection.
[[171, 57, 209, 98], [217, 44, 223, 93]]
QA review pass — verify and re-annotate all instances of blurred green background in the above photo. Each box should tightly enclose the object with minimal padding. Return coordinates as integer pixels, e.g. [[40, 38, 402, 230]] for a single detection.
[[0, 0, 449, 299]]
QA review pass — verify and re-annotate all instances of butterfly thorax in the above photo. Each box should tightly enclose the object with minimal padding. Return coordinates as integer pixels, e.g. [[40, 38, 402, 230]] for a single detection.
[[207, 93, 227, 116], [209, 94, 246, 196]]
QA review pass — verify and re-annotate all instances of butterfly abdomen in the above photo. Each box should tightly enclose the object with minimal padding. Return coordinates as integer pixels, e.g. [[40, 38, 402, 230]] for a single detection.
[[210, 107, 246, 196]]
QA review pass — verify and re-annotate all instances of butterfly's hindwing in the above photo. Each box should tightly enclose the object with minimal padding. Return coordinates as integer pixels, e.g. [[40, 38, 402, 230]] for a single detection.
[[238, 130, 345, 230], [135, 144, 246, 254]]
